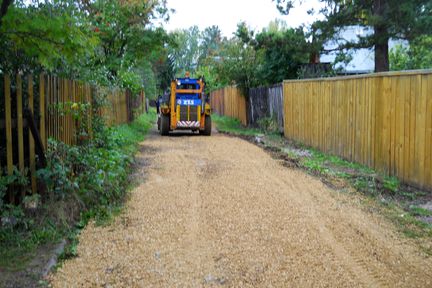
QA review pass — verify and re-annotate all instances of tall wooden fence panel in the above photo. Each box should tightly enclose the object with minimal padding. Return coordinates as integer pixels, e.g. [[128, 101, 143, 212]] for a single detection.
[[268, 84, 284, 133], [248, 87, 269, 126], [1, 73, 145, 203], [210, 86, 247, 125], [248, 84, 284, 132], [283, 70, 432, 190]]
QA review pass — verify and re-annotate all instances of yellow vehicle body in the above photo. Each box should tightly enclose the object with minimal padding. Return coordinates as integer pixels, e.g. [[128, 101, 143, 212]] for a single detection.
[[159, 76, 211, 135]]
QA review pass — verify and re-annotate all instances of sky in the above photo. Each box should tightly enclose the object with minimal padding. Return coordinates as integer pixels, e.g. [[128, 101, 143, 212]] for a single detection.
[[163, 0, 324, 37]]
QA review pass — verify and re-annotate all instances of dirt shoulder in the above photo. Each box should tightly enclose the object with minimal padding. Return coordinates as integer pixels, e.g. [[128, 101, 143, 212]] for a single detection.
[[50, 128, 432, 287]]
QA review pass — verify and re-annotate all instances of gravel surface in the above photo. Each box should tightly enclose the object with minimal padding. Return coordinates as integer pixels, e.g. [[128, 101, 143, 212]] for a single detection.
[[50, 128, 432, 287]]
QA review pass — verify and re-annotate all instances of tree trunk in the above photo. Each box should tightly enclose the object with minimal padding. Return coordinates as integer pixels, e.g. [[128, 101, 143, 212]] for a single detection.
[[374, 28, 389, 72], [0, 0, 13, 26], [373, 0, 389, 72]]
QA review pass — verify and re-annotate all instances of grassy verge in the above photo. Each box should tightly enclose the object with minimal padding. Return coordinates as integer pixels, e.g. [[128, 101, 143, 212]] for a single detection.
[[213, 114, 432, 243], [212, 114, 262, 136], [0, 110, 155, 272]]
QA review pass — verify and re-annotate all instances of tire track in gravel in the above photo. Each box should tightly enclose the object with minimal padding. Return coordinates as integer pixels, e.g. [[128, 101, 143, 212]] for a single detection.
[[50, 129, 432, 287], [262, 171, 382, 288]]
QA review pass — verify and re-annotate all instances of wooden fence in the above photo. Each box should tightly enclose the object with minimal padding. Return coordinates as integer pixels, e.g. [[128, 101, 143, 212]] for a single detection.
[[211, 70, 431, 190], [210, 86, 247, 125], [248, 84, 284, 132], [283, 70, 432, 190], [248, 86, 269, 125], [1, 73, 145, 202], [268, 84, 284, 133]]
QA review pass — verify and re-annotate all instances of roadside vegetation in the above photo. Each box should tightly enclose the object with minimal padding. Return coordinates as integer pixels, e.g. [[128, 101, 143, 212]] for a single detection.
[[213, 115, 432, 246], [0, 110, 155, 272], [1, 0, 164, 276]]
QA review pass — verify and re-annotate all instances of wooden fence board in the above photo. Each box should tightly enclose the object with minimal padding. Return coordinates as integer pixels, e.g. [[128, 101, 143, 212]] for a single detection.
[[28, 75, 36, 193], [426, 75, 432, 187], [40, 74, 46, 149], [17, 75, 24, 172], [5, 75, 13, 176]]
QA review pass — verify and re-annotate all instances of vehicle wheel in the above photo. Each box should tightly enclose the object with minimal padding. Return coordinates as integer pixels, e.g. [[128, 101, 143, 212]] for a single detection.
[[160, 114, 170, 136], [201, 115, 211, 136]]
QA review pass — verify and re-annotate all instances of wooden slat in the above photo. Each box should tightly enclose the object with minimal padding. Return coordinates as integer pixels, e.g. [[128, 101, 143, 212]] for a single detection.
[[28, 75, 36, 193], [5, 75, 13, 176], [16, 74, 24, 172], [416, 75, 428, 187], [39, 74, 46, 149], [426, 75, 432, 188]]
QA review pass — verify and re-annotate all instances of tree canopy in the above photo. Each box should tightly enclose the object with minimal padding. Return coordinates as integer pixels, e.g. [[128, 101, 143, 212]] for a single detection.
[[274, 0, 432, 72], [0, 0, 172, 97]]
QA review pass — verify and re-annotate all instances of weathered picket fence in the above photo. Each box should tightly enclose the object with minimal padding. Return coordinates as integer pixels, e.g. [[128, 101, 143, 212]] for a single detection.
[[0, 73, 146, 203]]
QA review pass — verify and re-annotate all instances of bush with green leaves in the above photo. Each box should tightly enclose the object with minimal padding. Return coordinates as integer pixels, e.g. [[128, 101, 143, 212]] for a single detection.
[[1, 112, 155, 269]]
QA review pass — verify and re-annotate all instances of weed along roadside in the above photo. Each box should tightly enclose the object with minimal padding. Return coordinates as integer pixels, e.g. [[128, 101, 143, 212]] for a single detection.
[[213, 115, 432, 249], [0, 110, 155, 287]]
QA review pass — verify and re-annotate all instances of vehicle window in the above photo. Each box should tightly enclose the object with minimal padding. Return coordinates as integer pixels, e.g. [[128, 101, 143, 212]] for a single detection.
[[177, 84, 200, 90]]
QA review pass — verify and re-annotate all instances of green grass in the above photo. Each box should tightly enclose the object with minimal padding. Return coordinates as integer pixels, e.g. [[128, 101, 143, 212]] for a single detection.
[[410, 206, 432, 217], [212, 114, 261, 136], [117, 110, 155, 147]]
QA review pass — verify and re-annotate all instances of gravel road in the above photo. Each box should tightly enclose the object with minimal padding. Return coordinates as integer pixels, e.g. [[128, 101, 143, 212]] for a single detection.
[[50, 128, 432, 287]]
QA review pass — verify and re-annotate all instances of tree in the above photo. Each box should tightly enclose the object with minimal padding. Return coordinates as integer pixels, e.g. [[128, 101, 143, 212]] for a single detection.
[[168, 26, 202, 76], [389, 36, 432, 70], [274, 0, 432, 72], [0, 0, 171, 98], [198, 25, 223, 67], [255, 23, 308, 83], [0, 1, 97, 74], [213, 23, 264, 93], [83, 0, 170, 91]]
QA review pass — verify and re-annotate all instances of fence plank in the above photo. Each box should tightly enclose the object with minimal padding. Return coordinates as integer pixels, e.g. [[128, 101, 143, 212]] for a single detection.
[[39, 74, 46, 149], [426, 75, 432, 187], [17, 74, 24, 173], [28, 75, 36, 193], [4, 75, 13, 176]]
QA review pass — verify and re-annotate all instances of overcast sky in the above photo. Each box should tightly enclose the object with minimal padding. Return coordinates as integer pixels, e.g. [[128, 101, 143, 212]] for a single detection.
[[163, 0, 324, 37]]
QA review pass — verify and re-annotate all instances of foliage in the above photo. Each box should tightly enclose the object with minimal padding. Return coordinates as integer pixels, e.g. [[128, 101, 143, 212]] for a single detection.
[[274, 0, 432, 72], [254, 25, 309, 84], [0, 0, 171, 98], [212, 114, 261, 136], [383, 176, 400, 193], [257, 117, 279, 134], [168, 26, 202, 76], [390, 36, 432, 70], [84, 0, 170, 91], [0, 110, 155, 270], [198, 25, 223, 68], [409, 206, 432, 217], [0, 0, 98, 74], [170, 21, 311, 93], [214, 37, 263, 94]]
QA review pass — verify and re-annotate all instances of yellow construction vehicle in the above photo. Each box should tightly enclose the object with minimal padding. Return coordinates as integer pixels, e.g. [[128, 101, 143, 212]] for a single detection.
[[158, 74, 211, 136]]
